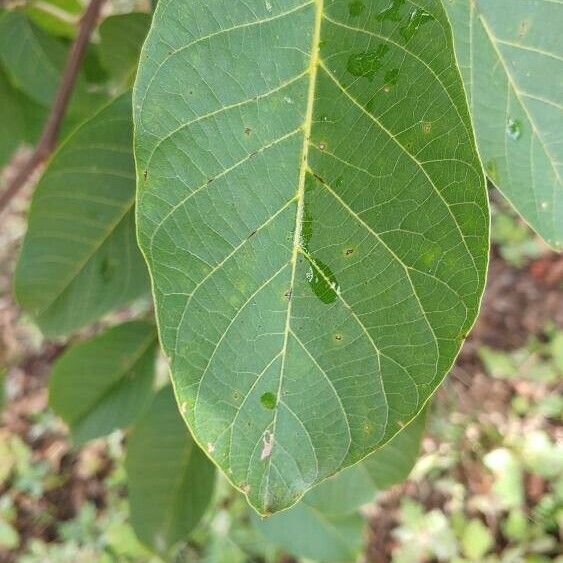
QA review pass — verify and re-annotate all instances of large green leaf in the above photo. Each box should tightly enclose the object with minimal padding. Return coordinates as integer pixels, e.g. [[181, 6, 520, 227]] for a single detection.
[[49, 321, 158, 444], [98, 13, 152, 88], [126, 385, 216, 554], [443, 0, 562, 249], [16, 94, 149, 337], [134, 0, 488, 514]]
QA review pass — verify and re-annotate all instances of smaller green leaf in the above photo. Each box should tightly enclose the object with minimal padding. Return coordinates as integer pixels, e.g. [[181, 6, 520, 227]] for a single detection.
[[0, 431, 15, 485], [502, 510, 529, 543], [49, 321, 158, 444], [0, 65, 49, 167], [0, 12, 105, 115], [0, 520, 19, 550], [125, 385, 216, 554], [25, 0, 82, 38], [0, 12, 64, 107], [0, 368, 5, 413], [462, 518, 493, 560], [443, 0, 563, 248], [253, 504, 363, 562], [484, 448, 524, 509], [0, 68, 25, 169], [15, 93, 150, 337], [98, 13, 151, 87], [253, 408, 427, 561]]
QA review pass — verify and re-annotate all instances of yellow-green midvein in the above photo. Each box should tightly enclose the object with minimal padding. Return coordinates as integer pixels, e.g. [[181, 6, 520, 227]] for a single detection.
[[262, 0, 324, 507]]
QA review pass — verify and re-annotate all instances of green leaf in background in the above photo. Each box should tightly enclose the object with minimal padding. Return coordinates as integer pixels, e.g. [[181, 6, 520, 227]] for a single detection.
[[461, 518, 493, 560], [125, 386, 216, 555], [134, 0, 488, 514], [443, 0, 563, 249], [0, 11, 67, 107], [0, 69, 25, 169], [49, 321, 158, 444], [25, 0, 82, 38], [20, 96, 49, 145], [15, 93, 150, 337], [0, 520, 19, 551], [0, 67, 47, 169], [98, 13, 152, 88], [0, 11, 104, 116], [257, 504, 364, 562], [253, 406, 426, 561], [0, 369, 5, 413]]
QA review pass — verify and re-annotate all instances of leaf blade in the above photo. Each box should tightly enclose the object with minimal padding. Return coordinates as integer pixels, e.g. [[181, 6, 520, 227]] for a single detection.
[[15, 93, 150, 336], [98, 13, 152, 87], [135, 0, 488, 514]]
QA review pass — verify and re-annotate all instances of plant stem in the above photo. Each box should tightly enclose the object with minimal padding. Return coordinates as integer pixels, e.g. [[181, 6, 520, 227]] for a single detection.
[[0, 0, 107, 214]]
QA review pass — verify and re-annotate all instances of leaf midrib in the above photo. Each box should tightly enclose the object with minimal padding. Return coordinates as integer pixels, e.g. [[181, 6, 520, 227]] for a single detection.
[[263, 0, 325, 498]]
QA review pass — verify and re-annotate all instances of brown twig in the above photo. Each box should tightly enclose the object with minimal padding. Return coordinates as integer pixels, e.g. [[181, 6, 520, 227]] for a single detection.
[[0, 0, 106, 214]]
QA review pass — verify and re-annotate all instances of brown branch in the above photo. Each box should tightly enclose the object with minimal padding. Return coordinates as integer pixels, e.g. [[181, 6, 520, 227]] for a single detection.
[[0, 0, 107, 214]]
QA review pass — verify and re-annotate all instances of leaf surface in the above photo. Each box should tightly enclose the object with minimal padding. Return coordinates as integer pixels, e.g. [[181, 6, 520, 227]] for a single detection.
[[134, 0, 489, 513], [126, 385, 216, 554], [444, 0, 563, 248], [49, 321, 158, 444], [16, 94, 149, 337], [0, 11, 65, 107]]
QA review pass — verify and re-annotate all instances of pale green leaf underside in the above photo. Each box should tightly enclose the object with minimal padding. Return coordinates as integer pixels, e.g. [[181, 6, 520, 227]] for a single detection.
[[25, 0, 82, 39], [134, 0, 488, 514], [16, 94, 149, 337], [126, 386, 216, 554], [49, 321, 158, 444], [444, 0, 563, 248]]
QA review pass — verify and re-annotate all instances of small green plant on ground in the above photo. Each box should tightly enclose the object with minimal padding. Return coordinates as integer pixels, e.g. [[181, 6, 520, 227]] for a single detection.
[[0, 0, 562, 560]]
